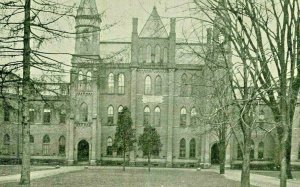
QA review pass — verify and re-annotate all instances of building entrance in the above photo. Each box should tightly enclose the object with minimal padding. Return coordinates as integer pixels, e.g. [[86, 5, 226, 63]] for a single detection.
[[211, 143, 220, 164], [77, 140, 89, 162]]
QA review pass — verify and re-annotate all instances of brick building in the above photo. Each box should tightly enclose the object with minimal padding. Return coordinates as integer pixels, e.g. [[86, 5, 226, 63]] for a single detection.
[[1, 0, 299, 168]]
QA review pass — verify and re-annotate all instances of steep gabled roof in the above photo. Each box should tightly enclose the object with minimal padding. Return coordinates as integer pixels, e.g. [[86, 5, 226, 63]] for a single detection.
[[139, 7, 168, 38], [77, 0, 99, 16]]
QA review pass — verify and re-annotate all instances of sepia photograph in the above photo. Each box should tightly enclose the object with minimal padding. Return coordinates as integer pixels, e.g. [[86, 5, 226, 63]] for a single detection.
[[0, 0, 300, 186]]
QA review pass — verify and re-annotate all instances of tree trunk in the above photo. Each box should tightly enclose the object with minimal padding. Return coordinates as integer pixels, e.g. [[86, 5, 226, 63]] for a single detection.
[[219, 140, 226, 174], [280, 139, 287, 187], [286, 126, 293, 179], [148, 152, 151, 172], [123, 148, 126, 171], [241, 129, 251, 187], [20, 0, 31, 185]]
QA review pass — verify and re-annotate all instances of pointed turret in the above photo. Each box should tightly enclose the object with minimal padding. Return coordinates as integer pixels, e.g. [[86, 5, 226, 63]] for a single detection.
[[75, 0, 101, 57], [139, 7, 168, 38]]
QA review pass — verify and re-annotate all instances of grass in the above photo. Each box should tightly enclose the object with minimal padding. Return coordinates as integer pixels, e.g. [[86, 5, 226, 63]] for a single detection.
[[0, 165, 56, 176], [251, 170, 300, 181], [1, 167, 242, 187]]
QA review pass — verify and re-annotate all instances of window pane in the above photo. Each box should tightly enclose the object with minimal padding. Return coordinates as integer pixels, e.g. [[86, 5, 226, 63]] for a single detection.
[[107, 106, 114, 125], [180, 139, 186, 158], [146, 45, 152, 63], [155, 45, 160, 63], [118, 74, 125, 94], [145, 76, 151, 94], [144, 107, 150, 125], [108, 73, 114, 93], [155, 76, 162, 95]]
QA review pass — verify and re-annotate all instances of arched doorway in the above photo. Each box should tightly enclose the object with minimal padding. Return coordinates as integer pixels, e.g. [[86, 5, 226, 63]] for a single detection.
[[211, 143, 220, 164], [77, 140, 89, 162]]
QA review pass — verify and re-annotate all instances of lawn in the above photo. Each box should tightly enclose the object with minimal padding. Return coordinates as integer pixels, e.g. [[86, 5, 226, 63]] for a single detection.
[[251, 170, 300, 181], [2, 167, 242, 187], [0, 165, 55, 176]]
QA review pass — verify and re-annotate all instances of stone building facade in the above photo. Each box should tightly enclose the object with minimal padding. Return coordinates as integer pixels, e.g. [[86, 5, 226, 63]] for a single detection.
[[1, 0, 300, 168]]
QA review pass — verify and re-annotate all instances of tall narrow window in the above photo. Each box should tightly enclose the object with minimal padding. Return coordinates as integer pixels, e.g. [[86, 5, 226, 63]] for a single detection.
[[86, 71, 92, 90], [3, 104, 10, 122], [60, 108, 66, 124], [117, 105, 123, 121], [250, 140, 255, 160], [155, 45, 160, 63], [3, 134, 10, 155], [139, 47, 144, 63], [154, 107, 161, 126], [43, 135, 50, 155], [180, 74, 188, 96], [78, 71, 84, 81], [258, 142, 264, 159], [107, 137, 113, 156], [143, 106, 150, 125], [179, 138, 186, 158], [108, 73, 114, 94], [180, 107, 187, 126], [146, 45, 152, 63], [190, 138, 196, 158], [163, 48, 168, 63], [118, 74, 125, 94], [29, 108, 35, 123], [30, 135, 34, 143], [155, 76, 162, 95], [191, 108, 197, 126], [107, 105, 114, 125], [59, 136, 66, 155], [80, 103, 88, 122], [145, 76, 151, 95], [43, 104, 51, 123]]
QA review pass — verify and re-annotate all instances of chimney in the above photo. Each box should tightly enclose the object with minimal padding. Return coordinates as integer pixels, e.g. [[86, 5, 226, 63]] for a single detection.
[[207, 28, 212, 44], [170, 18, 176, 34], [132, 18, 138, 34]]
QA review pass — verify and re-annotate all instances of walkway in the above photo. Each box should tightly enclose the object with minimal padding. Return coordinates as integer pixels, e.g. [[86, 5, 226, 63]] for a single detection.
[[207, 169, 300, 187], [0, 166, 84, 183]]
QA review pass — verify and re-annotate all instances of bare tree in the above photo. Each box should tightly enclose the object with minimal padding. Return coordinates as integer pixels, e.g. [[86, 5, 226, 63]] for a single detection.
[[190, 0, 300, 186]]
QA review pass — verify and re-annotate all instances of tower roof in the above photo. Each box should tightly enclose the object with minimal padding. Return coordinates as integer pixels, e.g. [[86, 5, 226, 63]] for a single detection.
[[139, 7, 168, 38], [77, 0, 99, 16]]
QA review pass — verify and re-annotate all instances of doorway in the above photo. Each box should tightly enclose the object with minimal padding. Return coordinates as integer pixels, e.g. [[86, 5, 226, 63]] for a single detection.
[[211, 143, 220, 164], [77, 140, 89, 162]]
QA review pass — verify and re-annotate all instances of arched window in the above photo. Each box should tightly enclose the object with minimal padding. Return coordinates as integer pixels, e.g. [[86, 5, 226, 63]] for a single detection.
[[179, 138, 186, 158], [59, 136, 66, 155], [139, 47, 144, 63], [107, 137, 113, 156], [80, 103, 88, 122], [143, 106, 150, 125], [78, 71, 84, 81], [250, 140, 255, 160], [118, 74, 125, 94], [3, 104, 10, 122], [155, 45, 160, 63], [155, 76, 162, 95], [3, 134, 10, 155], [146, 45, 152, 63], [107, 105, 114, 125], [145, 76, 152, 95], [29, 108, 35, 123], [43, 104, 51, 123], [191, 108, 197, 126], [180, 107, 187, 126], [30, 135, 34, 143], [117, 105, 123, 121], [190, 138, 196, 158], [154, 107, 161, 126], [180, 74, 188, 96], [108, 73, 114, 94], [86, 71, 92, 90], [86, 72, 92, 82], [258, 142, 264, 159], [59, 107, 66, 124], [163, 48, 168, 63], [43, 135, 50, 155]]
